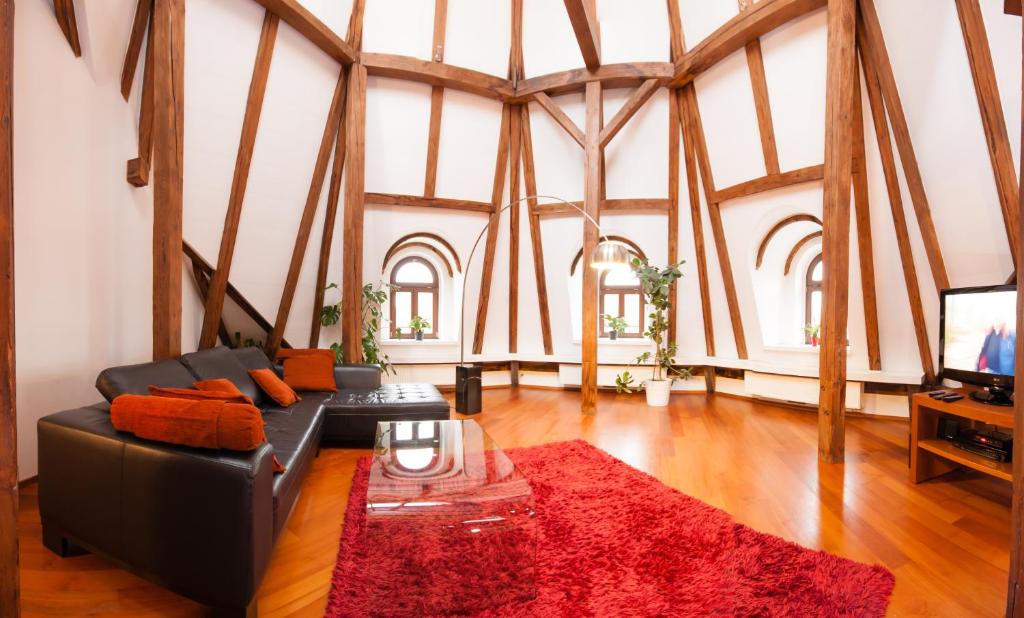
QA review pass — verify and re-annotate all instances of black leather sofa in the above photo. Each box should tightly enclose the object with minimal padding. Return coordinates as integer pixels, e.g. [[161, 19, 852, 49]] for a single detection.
[[36, 346, 449, 616]]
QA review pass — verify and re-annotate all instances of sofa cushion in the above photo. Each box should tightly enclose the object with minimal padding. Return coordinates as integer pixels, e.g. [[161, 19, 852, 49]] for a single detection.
[[321, 384, 450, 446], [96, 359, 197, 402], [180, 347, 263, 406], [231, 347, 275, 372], [263, 395, 330, 537]]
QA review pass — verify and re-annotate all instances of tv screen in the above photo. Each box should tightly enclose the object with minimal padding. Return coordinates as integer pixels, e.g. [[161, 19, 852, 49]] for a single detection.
[[940, 285, 1017, 384]]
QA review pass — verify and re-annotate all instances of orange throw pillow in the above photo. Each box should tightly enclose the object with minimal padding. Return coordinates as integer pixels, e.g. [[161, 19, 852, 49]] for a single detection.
[[276, 348, 336, 363], [194, 378, 246, 398], [283, 354, 336, 392], [248, 369, 301, 406], [112, 395, 285, 472], [148, 385, 254, 406]]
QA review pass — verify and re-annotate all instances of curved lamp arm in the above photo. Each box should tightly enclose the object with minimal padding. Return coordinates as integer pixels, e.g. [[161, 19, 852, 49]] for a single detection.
[[459, 195, 608, 367]]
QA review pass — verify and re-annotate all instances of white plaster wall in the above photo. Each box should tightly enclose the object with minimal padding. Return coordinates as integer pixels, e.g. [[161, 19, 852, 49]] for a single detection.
[[12, 0, 1023, 479]]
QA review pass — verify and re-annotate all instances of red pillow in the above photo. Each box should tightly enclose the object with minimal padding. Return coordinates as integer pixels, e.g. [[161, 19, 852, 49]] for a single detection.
[[283, 354, 336, 391], [276, 348, 335, 363], [248, 369, 301, 406], [148, 385, 254, 406], [194, 378, 246, 397], [112, 395, 285, 472]]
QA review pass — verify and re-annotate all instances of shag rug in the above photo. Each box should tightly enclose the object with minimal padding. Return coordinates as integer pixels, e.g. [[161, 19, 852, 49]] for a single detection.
[[325, 440, 894, 617]]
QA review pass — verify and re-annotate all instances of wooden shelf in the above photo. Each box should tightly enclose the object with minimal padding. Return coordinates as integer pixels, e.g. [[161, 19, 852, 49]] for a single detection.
[[918, 438, 1012, 482], [910, 388, 1014, 484]]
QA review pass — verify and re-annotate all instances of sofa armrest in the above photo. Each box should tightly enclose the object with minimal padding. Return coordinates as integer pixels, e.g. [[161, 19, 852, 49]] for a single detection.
[[38, 404, 275, 611], [334, 363, 382, 389]]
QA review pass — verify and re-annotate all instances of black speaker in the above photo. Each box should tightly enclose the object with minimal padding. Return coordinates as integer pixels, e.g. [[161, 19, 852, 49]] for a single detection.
[[937, 416, 962, 441], [456, 365, 482, 414]]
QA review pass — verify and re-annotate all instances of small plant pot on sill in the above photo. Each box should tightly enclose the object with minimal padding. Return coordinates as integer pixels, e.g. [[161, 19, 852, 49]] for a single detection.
[[645, 379, 672, 407], [609, 331, 619, 341], [415, 331, 424, 341]]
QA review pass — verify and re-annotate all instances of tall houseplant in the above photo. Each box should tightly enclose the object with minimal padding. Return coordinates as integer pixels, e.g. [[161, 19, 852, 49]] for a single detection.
[[615, 258, 691, 407], [320, 282, 396, 375]]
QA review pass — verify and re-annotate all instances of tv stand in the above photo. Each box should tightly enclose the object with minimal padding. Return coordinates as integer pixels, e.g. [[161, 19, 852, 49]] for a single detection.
[[968, 385, 1014, 407]]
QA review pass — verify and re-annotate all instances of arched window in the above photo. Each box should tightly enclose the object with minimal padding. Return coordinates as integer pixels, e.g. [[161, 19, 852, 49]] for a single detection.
[[599, 268, 644, 338], [389, 256, 439, 339], [804, 253, 823, 341]]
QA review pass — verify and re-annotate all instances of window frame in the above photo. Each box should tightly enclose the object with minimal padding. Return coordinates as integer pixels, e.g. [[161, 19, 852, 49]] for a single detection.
[[804, 253, 823, 343], [598, 269, 645, 338], [389, 256, 440, 339]]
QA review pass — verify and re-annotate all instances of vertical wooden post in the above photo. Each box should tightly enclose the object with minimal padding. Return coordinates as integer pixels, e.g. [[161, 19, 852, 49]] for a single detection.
[[851, 66, 881, 371], [582, 81, 602, 415], [521, 107, 554, 355], [818, 0, 856, 464], [667, 89, 680, 343], [1006, 11, 1024, 617], [509, 105, 521, 353], [341, 64, 367, 363], [151, 0, 184, 360], [0, 2, 16, 614]]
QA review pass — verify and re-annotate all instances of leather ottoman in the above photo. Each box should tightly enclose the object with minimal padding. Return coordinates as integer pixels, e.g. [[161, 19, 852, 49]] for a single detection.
[[321, 383, 450, 446]]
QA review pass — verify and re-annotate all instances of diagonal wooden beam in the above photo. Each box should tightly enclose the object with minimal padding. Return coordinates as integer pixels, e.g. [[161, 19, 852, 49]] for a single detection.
[[955, 0, 1020, 262], [860, 36, 934, 383], [678, 91, 715, 357], [341, 64, 367, 362], [53, 0, 82, 57], [851, 64, 881, 371], [745, 40, 781, 175], [858, 0, 948, 292], [267, 71, 347, 358], [472, 105, 512, 355], [598, 78, 660, 148], [365, 192, 493, 213], [712, 164, 824, 203], [151, 0, 185, 360], [532, 92, 585, 148], [309, 106, 346, 347], [190, 263, 232, 347], [1005, 0, 1021, 15], [250, 0, 357, 64], [127, 21, 155, 188], [682, 85, 747, 359], [121, 0, 154, 100], [563, 0, 601, 70], [521, 106, 554, 355], [200, 12, 279, 349]]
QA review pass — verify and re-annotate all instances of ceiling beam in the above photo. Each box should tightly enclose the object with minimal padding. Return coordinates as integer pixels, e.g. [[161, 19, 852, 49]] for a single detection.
[[513, 62, 673, 102], [672, 0, 826, 87], [532, 92, 585, 147], [121, 0, 153, 100], [249, 0, 357, 64], [563, 0, 601, 70], [598, 78, 660, 148], [362, 53, 514, 100]]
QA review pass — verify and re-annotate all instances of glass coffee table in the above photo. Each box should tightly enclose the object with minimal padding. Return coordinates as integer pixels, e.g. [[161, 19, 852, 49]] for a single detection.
[[364, 419, 537, 615]]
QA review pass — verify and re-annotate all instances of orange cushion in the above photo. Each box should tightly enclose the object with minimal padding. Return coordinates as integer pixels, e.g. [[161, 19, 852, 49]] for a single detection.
[[276, 348, 336, 363], [112, 395, 265, 451], [248, 368, 301, 406], [283, 354, 336, 392], [194, 378, 246, 398], [148, 385, 254, 406]]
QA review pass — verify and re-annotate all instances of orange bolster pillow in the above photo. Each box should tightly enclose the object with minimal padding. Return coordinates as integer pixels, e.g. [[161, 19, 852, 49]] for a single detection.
[[148, 385, 254, 406], [111, 394, 267, 452], [194, 378, 247, 398]]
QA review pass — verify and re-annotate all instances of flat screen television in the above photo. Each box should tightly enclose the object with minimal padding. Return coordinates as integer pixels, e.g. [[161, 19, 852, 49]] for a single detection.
[[939, 284, 1017, 406]]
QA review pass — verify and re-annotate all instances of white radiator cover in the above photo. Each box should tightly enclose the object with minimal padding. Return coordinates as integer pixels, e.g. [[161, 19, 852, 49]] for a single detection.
[[744, 371, 863, 410]]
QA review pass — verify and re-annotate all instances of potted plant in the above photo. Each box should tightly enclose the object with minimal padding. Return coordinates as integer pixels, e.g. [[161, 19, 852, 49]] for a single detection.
[[604, 314, 628, 340], [320, 281, 396, 375], [408, 316, 431, 341], [804, 322, 820, 347], [614, 258, 692, 407]]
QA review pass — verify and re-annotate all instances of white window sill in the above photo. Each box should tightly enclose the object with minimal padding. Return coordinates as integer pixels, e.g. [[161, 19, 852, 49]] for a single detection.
[[383, 339, 457, 347], [570, 338, 652, 346]]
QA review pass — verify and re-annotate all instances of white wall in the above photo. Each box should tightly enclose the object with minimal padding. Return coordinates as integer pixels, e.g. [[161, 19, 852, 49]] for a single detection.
[[12, 0, 1023, 479]]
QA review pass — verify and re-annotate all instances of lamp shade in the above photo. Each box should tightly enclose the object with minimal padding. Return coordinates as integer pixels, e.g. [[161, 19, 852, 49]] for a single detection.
[[589, 240, 632, 272]]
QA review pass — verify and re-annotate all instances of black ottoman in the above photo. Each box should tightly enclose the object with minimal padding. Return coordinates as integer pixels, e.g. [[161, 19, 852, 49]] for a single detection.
[[321, 383, 450, 446]]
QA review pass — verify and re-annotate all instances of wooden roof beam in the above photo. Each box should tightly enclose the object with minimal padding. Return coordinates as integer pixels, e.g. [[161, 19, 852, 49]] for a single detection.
[[249, 0, 357, 64], [513, 62, 673, 102], [53, 0, 82, 57], [563, 0, 601, 70], [671, 0, 826, 87], [362, 53, 514, 100], [598, 78, 660, 148]]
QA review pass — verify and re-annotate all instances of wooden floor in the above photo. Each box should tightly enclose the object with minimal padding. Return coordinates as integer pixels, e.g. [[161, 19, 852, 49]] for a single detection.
[[17, 389, 1013, 617]]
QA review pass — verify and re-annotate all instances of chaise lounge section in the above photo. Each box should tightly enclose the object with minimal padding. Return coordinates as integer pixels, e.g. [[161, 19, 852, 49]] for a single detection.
[[36, 346, 449, 616]]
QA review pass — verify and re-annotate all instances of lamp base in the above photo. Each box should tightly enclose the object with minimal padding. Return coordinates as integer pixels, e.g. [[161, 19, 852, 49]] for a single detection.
[[455, 365, 482, 414]]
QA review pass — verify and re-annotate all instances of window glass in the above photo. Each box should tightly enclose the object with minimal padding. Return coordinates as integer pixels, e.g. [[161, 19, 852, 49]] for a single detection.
[[623, 295, 641, 333], [395, 260, 434, 284], [394, 291, 412, 330], [604, 268, 640, 287], [811, 260, 823, 282], [417, 292, 434, 332]]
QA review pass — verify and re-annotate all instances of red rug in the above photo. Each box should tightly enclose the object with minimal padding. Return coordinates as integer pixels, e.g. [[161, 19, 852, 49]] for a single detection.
[[325, 440, 894, 617]]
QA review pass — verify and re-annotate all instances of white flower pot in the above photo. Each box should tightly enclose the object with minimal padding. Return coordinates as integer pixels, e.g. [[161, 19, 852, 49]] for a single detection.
[[645, 379, 672, 407]]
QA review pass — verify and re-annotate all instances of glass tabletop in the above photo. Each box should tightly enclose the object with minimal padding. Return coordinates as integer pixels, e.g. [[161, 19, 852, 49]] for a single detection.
[[364, 419, 537, 615]]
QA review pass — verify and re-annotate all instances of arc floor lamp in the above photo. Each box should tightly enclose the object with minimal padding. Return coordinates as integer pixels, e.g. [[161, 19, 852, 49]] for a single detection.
[[456, 195, 632, 413]]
